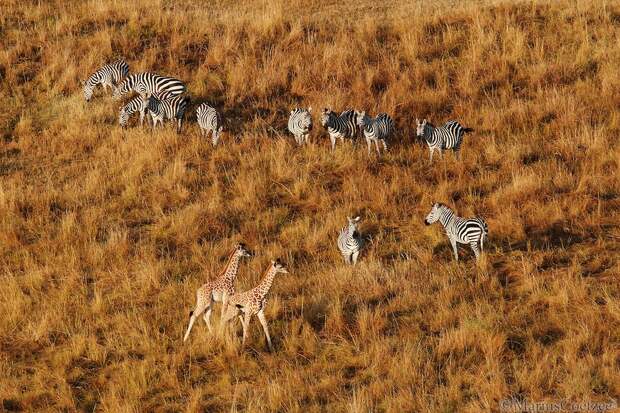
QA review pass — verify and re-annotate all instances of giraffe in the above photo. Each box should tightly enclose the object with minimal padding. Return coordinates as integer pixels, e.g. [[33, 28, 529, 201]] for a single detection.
[[183, 242, 253, 342], [219, 259, 288, 351]]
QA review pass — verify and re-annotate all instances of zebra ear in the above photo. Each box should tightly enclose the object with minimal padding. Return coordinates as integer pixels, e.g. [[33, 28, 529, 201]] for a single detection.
[[291, 109, 294, 114], [307, 106, 312, 113], [354, 216, 361, 222]]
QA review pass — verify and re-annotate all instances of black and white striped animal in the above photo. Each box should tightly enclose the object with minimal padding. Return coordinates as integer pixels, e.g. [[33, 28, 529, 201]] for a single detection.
[[118, 95, 148, 128], [145, 94, 190, 133], [424, 203, 488, 262], [112, 72, 186, 101], [356, 111, 394, 155], [287, 107, 313, 145], [196, 103, 223, 146], [321, 108, 359, 150], [337, 216, 363, 265], [82, 59, 129, 102], [416, 119, 473, 162]]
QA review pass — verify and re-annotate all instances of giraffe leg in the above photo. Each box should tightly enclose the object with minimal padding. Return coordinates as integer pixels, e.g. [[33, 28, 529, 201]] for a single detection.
[[450, 238, 459, 261], [203, 303, 214, 333], [240, 311, 252, 349], [184, 303, 207, 342], [219, 301, 238, 333], [257, 309, 273, 351], [220, 292, 229, 325]]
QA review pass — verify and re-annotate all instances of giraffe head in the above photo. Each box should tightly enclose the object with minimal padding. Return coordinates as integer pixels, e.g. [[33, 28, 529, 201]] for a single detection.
[[416, 118, 427, 138], [235, 242, 253, 258], [271, 259, 288, 274], [424, 203, 445, 226]]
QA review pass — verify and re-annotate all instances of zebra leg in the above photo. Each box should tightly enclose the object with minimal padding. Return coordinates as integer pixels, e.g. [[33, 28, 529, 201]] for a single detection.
[[177, 118, 182, 134], [450, 238, 459, 261], [352, 250, 359, 265], [374, 140, 380, 155], [429, 147, 434, 163], [382, 140, 388, 152], [330, 135, 336, 151], [470, 242, 480, 261], [438, 149, 443, 159], [366, 137, 372, 154], [454, 149, 460, 161]]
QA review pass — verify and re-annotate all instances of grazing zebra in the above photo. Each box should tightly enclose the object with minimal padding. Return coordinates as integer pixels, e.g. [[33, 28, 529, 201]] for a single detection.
[[112, 72, 186, 101], [196, 103, 223, 146], [118, 95, 148, 128], [82, 59, 129, 102], [320, 108, 359, 150], [356, 111, 394, 155], [337, 216, 363, 265], [287, 107, 313, 145], [145, 93, 190, 133], [424, 203, 488, 262], [416, 119, 473, 162]]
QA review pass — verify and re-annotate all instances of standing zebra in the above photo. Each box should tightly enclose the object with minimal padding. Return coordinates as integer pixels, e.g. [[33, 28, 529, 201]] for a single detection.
[[337, 216, 363, 265], [112, 72, 186, 101], [321, 108, 358, 150], [118, 95, 148, 128], [416, 119, 473, 162], [424, 203, 488, 262], [356, 111, 394, 155], [82, 59, 129, 102], [196, 103, 223, 146], [145, 93, 190, 133], [288, 107, 313, 145]]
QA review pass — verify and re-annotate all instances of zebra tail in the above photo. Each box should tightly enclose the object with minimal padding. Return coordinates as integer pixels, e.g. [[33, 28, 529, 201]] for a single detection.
[[462, 127, 474, 133]]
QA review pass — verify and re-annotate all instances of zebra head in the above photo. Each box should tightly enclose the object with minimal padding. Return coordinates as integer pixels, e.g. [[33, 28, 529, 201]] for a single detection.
[[424, 203, 445, 225], [416, 118, 428, 139], [82, 80, 95, 102], [320, 108, 335, 127], [118, 105, 129, 127], [347, 216, 361, 231], [212, 126, 223, 146], [355, 111, 367, 128]]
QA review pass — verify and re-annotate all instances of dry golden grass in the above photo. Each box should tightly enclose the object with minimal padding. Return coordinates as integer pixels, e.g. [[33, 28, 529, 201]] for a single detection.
[[1, 0, 619, 411]]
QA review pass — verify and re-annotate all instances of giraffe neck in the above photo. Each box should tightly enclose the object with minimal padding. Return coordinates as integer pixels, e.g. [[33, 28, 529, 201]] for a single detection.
[[256, 267, 278, 298], [222, 250, 242, 282]]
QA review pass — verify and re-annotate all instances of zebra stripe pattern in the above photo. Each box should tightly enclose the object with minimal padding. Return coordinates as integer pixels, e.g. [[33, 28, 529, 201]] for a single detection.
[[146, 94, 190, 133], [356, 111, 394, 155], [321, 108, 359, 150], [288, 107, 313, 145], [337, 216, 363, 265], [112, 72, 186, 101], [118, 95, 148, 127], [83, 59, 129, 102], [416, 119, 473, 162], [424, 203, 488, 262], [196, 103, 223, 146]]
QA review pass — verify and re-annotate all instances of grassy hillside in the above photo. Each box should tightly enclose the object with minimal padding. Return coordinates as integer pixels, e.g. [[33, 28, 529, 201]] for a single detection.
[[1, 0, 619, 411]]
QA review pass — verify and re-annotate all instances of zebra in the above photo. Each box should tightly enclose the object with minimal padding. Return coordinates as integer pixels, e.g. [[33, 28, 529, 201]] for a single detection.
[[82, 59, 129, 102], [145, 93, 190, 133], [355, 111, 394, 155], [320, 108, 359, 150], [287, 107, 313, 145], [415, 119, 473, 162], [337, 216, 363, 265], [196, 103, 223, 146], [424, 203, 488, 262], [118, 95, 148, 128], [112, 72, 186, 101]]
